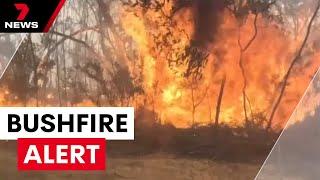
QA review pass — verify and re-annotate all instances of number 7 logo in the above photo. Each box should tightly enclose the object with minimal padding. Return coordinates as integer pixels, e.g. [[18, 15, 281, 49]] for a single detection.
[[14, 3, 29, 21]]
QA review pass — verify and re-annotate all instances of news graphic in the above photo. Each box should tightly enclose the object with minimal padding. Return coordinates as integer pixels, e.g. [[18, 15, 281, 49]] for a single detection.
[[0, 0, 65, 32], [1, 0, 320, 179], [0, 107, 133, 171], [17, 138, 106, 171]]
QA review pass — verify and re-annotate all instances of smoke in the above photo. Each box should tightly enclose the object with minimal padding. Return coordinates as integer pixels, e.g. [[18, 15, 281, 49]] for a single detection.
[[172, 0, 226, 77], [192, 1, 225, 47]]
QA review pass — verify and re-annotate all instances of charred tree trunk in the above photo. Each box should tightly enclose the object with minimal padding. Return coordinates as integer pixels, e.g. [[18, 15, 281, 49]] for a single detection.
[[238, 13, 258, 126], [55, 47, 62, 107], [28, 34, 39, 107], [215, 74, 226, 128], [62, 12, 68, 106]]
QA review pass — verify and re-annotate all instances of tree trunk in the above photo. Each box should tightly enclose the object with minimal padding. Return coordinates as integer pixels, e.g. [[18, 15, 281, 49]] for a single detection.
[[267, 1, 320, 131], [238, 14, 258, 126], [215, 74, 226, 127]]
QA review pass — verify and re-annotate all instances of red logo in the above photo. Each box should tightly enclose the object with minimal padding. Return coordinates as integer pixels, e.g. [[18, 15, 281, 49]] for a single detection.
[[17, 138, 106, 171], [14, 3, 29, 21]]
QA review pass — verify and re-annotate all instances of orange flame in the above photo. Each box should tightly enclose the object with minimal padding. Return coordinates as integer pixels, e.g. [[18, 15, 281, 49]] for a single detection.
[[121, 4, 320, 128]]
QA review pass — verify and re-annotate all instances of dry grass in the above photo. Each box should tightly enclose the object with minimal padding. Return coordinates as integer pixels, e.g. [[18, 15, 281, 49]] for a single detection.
[[0, 142, 259, 180]]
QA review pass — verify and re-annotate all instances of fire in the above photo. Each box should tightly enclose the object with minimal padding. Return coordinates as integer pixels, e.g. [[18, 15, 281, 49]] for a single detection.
[[0, 1, 318, 130], [120, 3, 320, 128], [163, 84, 182, 104]]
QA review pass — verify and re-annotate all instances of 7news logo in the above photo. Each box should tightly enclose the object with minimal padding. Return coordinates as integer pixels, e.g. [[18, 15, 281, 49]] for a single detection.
[[4, 3, 39, 29], [0, 0, 66, 32], [15, 3, 29, 21]]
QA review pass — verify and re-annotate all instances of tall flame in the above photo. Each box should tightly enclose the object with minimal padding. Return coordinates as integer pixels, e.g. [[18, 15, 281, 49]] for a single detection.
[[121, 4, 320, 128], [0, 2, 318, 130]]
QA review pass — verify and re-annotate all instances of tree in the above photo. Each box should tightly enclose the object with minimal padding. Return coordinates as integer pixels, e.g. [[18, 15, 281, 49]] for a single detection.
[[267, 0, 320, 131]]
